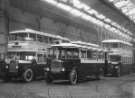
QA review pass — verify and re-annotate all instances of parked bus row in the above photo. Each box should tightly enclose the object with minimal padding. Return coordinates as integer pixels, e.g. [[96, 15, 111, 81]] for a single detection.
[[0, 28, 134, 84]]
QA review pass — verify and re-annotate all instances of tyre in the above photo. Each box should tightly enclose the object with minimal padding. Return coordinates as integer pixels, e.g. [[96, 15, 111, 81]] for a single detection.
[[23, 68, 34, 82], [69, 69, 78, 85], [46, 74, 53, 83], [116, 68, 121, 77], [95, 74, 101, 80]]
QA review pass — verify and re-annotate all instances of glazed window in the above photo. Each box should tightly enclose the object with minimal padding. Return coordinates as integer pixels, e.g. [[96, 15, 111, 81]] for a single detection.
[[109, 55, 121, 62], [9, 33, 28, 41], [67, 50, 72, 59], [37, 54, 46, 62], [37, 34, 44, 42], [81, 50, 87, 58], [29, 33, 36, 41], [112, 43, 118, 48]]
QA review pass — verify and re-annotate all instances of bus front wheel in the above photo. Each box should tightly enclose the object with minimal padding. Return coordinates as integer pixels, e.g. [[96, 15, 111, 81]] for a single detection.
[[116, 68, 121, 77], [46, 74, 53, 83], [23, 68, 34, 82], [69, 69, 78, 85]]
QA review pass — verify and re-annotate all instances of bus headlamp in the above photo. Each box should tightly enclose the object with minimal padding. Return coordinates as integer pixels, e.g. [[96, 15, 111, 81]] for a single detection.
[[16, 65, 19, 69], [5, 59, 10, 64], [61, 68, 65, 72], [115, 66, 119, 69], [45, 67, 50, 71], [111, 62, 119, 64], [5, 65, 8, 69]]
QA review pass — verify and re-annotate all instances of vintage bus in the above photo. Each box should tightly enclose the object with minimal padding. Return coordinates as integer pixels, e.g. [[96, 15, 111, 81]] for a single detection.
[[102, 39, 134, 77], [0, 28, 70, 82], [45, 42, 105, 85]]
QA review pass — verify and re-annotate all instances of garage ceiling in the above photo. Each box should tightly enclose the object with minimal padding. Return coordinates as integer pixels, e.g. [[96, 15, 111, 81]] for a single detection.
[[10, 0, 135, 42], [104, 0, 135, 25]]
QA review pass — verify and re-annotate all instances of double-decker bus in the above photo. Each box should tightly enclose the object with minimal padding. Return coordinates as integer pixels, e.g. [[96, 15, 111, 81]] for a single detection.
[[45, 41, 105, 85], [102, 39, 134, 77], [0, 29, 70, 82]]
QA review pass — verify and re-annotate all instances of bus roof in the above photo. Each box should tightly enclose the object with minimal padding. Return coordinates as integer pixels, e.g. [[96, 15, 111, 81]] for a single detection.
[[109, 53, 121, 56], [102, 39, 133, 46], [51, 43, 82, 48], [51, 43, 103, 51], [71, 41, 100, 48], [10, 29, 70, 41]]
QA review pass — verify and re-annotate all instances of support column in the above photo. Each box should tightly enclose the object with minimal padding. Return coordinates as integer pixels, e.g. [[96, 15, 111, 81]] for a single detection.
[[0, 0, 9, 59]]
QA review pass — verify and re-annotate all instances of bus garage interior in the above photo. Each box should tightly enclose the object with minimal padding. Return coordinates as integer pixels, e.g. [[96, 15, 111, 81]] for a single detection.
[[0, 0, 135, 78]]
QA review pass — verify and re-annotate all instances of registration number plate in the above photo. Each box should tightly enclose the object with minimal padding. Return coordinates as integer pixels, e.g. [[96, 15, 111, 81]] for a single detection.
[[51, 68, 61, 72]]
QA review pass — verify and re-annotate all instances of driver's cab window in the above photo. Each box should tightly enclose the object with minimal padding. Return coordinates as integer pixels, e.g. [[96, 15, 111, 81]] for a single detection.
[[109, 55, 121, 62], [37, 54, 46, 63], [48, 48, 53, 56], [60, 49, 66, 59], [54, 48, 59, 59], [48, 47, 60, 59]]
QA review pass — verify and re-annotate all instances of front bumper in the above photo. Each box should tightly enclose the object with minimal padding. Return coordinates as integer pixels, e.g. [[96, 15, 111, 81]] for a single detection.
[[0, 71, 20, 78], [0, 71, 6, 78]]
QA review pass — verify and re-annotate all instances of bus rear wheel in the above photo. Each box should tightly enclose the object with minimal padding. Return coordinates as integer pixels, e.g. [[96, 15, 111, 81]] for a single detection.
[[95, 74, 101, 80], [23, 68, 34, 82], [116, 68, 121, 77], [69, 69, 78, 85]]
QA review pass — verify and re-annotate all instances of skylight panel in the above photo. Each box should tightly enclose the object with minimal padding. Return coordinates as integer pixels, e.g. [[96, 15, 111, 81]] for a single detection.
[[70, 9, 83, 16], [57, 3, 72, 11], [127, 8, 135, 15], [114, 1, 129, 8]]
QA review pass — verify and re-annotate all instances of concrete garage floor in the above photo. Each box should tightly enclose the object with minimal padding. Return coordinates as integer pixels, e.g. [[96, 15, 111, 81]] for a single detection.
[[0, 74, 135, 98]]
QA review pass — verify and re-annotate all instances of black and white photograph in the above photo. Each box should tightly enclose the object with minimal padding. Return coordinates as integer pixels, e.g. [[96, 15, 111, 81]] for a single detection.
[[0, 0, 135, 98]]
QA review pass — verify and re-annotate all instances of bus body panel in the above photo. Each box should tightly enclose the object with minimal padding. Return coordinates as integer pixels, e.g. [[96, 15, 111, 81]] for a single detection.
[[46, 60, 103, 80], [0, 62, 46, 79], [46, 58, 104, 81], [45, 42, 105, 84]]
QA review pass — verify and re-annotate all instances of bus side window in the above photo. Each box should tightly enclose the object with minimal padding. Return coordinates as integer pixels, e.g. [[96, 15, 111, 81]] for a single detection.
[[87, 50, 92, 59], [43, 36, 49, 43], [81, 50, 87, 59], [37, 34, 43, 42], [98, 52, 104, 61], [29, 33, 36, 41], [67, 50, 72, 59], [49, 38, 53, 44]]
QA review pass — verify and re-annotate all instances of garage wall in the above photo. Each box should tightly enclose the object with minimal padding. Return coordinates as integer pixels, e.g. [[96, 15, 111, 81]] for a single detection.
[[8, 7, 39, 31], [8, 6, 99, 43]]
